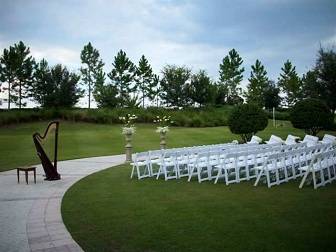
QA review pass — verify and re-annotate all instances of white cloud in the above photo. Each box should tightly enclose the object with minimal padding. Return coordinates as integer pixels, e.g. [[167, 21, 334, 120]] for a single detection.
[[30, 45, 79, 69], [322, 33, 336, 47]]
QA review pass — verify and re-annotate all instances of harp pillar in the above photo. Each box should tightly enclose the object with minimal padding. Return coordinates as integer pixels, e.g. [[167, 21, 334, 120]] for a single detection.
[[33, 121, 61, 181]]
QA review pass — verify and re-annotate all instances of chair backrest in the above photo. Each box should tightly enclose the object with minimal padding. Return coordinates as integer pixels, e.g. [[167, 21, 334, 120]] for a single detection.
[[310, 149, 336, 167], [285, 134, 300, 145], [149, 150, 163, 161], [248, 135, 262, 144], [267, 135, 284, 145], [302, 135, 319, 146], [134, 152, 149, 163], [321, 134, 336, 144]]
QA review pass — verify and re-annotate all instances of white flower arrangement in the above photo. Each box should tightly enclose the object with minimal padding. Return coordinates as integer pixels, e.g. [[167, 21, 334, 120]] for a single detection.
[[156, 126, 169, 134], [232, 140, 239, 144], [153, 115, 173, 127], [154, 115, 173, 134], [122, 126, 136, 135], [119, 114, 137, 135]]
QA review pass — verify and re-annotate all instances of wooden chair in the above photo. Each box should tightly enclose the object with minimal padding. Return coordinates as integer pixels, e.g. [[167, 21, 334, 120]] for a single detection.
[[17, 166, 37, 184]]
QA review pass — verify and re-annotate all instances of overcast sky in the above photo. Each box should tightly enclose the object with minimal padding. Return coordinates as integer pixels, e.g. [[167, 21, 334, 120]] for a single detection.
[[0, 0, 335, 83]]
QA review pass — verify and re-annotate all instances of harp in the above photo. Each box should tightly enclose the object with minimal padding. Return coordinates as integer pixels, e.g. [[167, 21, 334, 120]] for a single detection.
[[33, 121, 61, 180]]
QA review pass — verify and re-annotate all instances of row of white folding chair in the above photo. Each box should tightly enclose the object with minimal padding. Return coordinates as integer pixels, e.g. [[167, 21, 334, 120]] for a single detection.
[[133, 140, 313, 180], [213, 147, 281, 185], [154, 144, 259, 180], [158, 141, 317, 183], [191, 142, 333, 187], [131, 142, 307, 180], [187, 144, 284, 183], [299, 149, 336, 189], [253, 144, 331, 188]]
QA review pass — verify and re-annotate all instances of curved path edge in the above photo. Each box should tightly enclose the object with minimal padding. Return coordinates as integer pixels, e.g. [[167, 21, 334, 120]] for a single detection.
[[0, 155, 125, 252]]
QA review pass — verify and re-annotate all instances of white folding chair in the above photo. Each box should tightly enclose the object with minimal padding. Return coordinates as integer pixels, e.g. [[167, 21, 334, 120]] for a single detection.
[[254, 152, 289, 188], [188, 151, 220, 183], [285, 134, 300, 145], [247, 135, 263, 144], [265, 135, 284, 145], [130, 152, 151, 179], [301, 135, 319, 147], [156, 151, 178, 180], [320, 134, 336, 144], [299, 150, 336, 189], [176, 149, 194, 178], [214, 152, 239, 185], [148, 150, 163, 176]]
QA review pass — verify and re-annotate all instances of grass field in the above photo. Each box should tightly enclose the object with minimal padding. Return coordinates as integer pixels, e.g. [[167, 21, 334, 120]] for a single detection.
[[62, 164, 336, 252], [0, 120, 335, 172]]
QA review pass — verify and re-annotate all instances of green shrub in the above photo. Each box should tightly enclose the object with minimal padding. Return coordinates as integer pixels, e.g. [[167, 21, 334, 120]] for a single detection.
[[228, 104, 268, 142], [0, 106, 234, 128], [290, 98, 334, 136]]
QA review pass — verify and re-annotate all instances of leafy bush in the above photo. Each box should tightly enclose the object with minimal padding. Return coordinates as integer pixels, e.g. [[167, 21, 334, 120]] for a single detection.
[[0, 107, 233, 127], [290, 98, 334, 136], [228, 104, 268, 142]]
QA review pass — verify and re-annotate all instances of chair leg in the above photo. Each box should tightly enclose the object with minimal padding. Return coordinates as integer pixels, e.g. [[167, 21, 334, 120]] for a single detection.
[[312, 169, 317, 189], [254, 170, 263, 186], [214, 169, 222, 184], [299, 170, 310, 188], [137, 166, 141, 180], [34, 169, 36, 184], [130, 165, 135, 179], [266, 171, 271, 188], [156, 167, 162, 180], [25, 171, 28, 185], [188, 166, 195, 182], [17, 169, 20, 184]]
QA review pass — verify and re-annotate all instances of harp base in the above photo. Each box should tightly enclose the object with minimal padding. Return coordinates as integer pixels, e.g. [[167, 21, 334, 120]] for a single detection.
[[44, 175, 61, 181]]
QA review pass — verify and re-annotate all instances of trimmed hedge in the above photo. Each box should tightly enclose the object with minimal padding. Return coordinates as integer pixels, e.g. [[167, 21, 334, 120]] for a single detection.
[[228, 104, 268, 142], [0, 106, 289, 127], [290, 99, 334, 135]]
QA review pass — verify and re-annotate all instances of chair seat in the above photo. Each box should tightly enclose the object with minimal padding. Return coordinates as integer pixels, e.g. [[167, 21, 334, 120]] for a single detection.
[[130, 161, 148, 166]]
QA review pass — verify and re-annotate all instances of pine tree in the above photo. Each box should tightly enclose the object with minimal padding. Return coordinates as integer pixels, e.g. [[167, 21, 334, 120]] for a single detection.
[[93, 70, 120, 108], [13, 41, 35, 109], [219, 49, 244, 104], [245, 59, 268, 107], [108, 50, 136, 107], [0, 45, 18, 109], [278, 60, 301, 107], [301, 70, 324, 100], [0, 41, 35, 109], [263, 80, 281, 110], [315, 47, 336, 113], [80, 42, 104, 108], [32, 59, 54, 106], [152, 74, 161, 107], [135, 55, 155, 108]]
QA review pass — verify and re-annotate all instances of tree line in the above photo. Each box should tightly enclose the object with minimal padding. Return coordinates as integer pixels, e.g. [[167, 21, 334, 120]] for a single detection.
[[0, 41, 335, 112]]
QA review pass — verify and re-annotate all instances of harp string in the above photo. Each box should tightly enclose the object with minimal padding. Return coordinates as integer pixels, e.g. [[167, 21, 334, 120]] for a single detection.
[[35, 122, 57, 164]]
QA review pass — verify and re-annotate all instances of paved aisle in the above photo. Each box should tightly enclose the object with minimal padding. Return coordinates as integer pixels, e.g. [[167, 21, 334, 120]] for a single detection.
[[0, 155, 125, 252]]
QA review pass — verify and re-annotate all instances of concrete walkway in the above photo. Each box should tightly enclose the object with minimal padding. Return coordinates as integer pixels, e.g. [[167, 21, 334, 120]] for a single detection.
[[0, 155, 125, 252]]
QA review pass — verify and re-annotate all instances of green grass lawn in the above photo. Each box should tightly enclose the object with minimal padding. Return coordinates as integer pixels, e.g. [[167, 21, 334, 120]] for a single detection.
[[0, 120, 335, 172], [62, 164, 336, 252]]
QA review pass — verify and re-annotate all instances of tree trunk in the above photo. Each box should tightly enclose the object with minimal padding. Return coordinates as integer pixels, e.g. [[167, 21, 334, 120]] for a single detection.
[[88, 69, 91, 109], [142, 89, 145, 108], [88, 81, 91, 109], [8, 79, 11, 110], [19, 81, 22, 109]]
